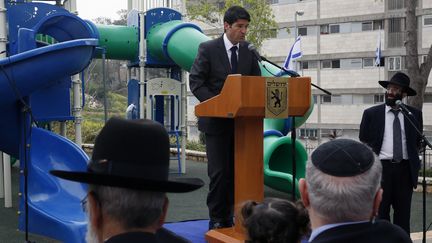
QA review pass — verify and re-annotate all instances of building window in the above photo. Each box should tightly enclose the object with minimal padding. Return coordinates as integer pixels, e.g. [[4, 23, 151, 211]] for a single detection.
[[363, 95, 374, 104], [300, 129, 318, 139], [424, 94, 432, 103], [332, 60, 340, 68], [348, 59, 362, 69], [363, 58, 374, 68], [374, 94, 384, 104], [298, 27, 307, 36], [277, 28, 290, 39], [322, 60, 331, 69], [329, 24, 340, 34], [301, 61, 308, 70], [309, 61, 318, 69], [388, 56, 402, 71], [332, 95, 342, 104], [373, 20, 384, 30], [322, 95, 332, 103], [301, 61, 318, 70], [388, 0, 404, 10], [321, 60, 340, 69], [424, 16, 432, 26], [362, 22, 373, 31], [320, 25, 329, 34]]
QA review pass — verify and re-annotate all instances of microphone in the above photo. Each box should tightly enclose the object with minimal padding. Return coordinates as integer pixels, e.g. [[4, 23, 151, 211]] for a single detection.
[[247, 43, 263, 62], [395, 100, 412, 115]]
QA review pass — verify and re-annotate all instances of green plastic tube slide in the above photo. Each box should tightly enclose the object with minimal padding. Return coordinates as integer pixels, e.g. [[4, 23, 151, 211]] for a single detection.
[[95, 24, 139, 60], [146, 20, 210, 71], [263, 133, 308, 198]]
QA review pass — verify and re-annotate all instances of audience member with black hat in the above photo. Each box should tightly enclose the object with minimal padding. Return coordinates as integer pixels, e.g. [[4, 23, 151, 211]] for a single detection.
[[299, 139, 411, 243], [50, 117, 204, 243], [359, 72, 423, 234]]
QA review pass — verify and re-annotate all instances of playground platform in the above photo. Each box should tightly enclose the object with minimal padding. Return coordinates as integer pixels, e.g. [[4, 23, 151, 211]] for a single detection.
[[0, 159, 431, 242]]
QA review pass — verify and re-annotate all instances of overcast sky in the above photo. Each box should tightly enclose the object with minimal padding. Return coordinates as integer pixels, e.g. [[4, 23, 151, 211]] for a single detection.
[[76, 0, 127, 20]]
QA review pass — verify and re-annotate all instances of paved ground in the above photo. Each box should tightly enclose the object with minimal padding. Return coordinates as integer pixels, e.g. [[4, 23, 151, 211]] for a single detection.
[[0, 160, 431, 242]]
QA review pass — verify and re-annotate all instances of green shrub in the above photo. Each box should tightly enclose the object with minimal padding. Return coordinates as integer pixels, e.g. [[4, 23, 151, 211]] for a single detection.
[[186, 140, 206, 152]]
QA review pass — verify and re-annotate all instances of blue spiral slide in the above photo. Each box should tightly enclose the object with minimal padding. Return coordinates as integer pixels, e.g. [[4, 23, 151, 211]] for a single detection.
[[0, 9, 98, 242]]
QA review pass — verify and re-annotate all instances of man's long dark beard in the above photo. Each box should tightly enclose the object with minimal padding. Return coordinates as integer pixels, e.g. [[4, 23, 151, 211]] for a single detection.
[[385, 92, 403, 107]]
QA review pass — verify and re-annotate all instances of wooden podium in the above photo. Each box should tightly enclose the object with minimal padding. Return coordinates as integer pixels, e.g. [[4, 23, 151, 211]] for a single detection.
[[195, 75, 311, 242]]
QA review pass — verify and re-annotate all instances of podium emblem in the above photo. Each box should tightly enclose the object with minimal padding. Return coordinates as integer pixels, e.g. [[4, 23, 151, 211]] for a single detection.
[[265, 77, 288, 118]]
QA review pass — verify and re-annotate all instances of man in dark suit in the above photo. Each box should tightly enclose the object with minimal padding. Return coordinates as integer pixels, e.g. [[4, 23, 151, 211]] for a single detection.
[[189, 5, 261, 229], [50, 118, 204, 243], [359, 72, 423, 234], [299, 139, 411, 243]]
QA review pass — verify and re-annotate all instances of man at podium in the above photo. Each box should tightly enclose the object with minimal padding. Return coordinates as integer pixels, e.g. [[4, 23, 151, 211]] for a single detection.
[[189, 5, 261, 230]]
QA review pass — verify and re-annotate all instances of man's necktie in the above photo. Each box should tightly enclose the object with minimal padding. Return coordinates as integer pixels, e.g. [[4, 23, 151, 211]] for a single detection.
[[391, 109, 403, 162], [230, 46, 238, 74]]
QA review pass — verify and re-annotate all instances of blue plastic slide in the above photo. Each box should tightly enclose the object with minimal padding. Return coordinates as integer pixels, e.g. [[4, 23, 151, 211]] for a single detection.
[[0, 10, 98, 242]]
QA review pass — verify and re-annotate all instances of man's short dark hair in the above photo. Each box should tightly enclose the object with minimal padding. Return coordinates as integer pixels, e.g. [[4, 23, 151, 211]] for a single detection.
[[223, 5, 251, 25]]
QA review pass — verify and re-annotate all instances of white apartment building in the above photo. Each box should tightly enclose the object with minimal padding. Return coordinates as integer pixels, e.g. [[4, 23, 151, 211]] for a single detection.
[[186, 0, 432, 146]]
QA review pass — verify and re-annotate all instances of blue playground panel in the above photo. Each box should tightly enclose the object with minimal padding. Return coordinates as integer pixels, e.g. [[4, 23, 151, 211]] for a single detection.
[[0, 2, 98, 241]]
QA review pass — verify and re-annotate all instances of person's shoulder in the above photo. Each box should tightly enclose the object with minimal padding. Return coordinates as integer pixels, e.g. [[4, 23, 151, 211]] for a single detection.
[[200, 36, 222, 48], [156, 227, 192, 243], [364, 104, 384, 113], [373, 220, 412, 242]]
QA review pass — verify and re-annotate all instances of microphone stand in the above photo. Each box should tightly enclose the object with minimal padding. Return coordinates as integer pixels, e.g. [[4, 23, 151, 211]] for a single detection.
[[260, 56, 332, 96], [398, 107, 431, 243]]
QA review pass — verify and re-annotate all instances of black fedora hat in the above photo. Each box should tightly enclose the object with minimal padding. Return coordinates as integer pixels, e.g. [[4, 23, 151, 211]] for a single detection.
[[50, 117, 204, 193], [378, 72, 416, 96]]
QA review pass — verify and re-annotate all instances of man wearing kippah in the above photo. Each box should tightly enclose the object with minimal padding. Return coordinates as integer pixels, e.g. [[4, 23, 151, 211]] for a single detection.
[[299, 139, 411, 243], [359, 72, 423, 234]]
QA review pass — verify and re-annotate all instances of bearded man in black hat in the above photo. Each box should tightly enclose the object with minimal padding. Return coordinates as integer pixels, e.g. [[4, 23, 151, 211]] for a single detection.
[[50, 117, 204, 243], [299, 139, 411, 243], [359, 72, 423, 234]]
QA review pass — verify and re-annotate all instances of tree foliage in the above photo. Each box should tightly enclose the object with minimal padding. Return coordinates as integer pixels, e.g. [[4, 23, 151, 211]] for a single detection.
[[186, 0, 277, 49], [405, 0, 432, 110], [92, 9, 127, 26]]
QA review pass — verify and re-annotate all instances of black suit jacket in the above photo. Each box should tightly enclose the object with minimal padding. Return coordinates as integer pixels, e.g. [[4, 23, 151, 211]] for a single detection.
[[359, 103, 423, 188], [105, 228, 191, 243], [189, 36, 261, 134], [311, 220, 412, 243]]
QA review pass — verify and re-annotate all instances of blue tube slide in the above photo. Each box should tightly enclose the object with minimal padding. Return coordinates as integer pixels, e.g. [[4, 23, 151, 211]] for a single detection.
[[0, 11, 97, 242]]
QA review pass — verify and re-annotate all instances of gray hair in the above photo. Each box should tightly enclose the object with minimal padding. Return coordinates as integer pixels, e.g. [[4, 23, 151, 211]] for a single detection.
[[89, 185, 166, 229], [305, 155, 382, 222]]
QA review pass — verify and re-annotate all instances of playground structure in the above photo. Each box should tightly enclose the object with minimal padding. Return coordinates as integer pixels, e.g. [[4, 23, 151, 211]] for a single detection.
[[0, 1, 312, 242]]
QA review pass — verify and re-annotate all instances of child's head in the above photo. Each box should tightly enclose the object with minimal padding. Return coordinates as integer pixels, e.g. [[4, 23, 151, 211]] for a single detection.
[[241, 198, 310, 243]]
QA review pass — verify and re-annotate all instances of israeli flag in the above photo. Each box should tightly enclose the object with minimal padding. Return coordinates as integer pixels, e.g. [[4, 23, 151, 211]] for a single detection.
[[283, 35, 302, 71], [375, 31, 381, 66]]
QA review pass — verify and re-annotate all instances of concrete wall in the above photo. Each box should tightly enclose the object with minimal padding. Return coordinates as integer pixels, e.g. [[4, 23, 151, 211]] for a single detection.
[[271, 1, 318, 23], [320, 0, 384, 19], [320, 30, 383, 54]]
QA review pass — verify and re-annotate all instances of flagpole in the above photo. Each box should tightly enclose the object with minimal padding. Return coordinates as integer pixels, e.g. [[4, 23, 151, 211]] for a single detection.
[[377, 27, 381, 81]]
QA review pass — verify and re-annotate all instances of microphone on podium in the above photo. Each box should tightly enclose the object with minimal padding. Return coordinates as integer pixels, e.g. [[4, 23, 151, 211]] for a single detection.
[[247, 43, 263, 62]]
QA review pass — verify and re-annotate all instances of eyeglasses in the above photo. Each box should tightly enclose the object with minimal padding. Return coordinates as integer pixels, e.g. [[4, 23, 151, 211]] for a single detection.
[[81, 191, 101, 213], [81, 194, 88, 213]]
